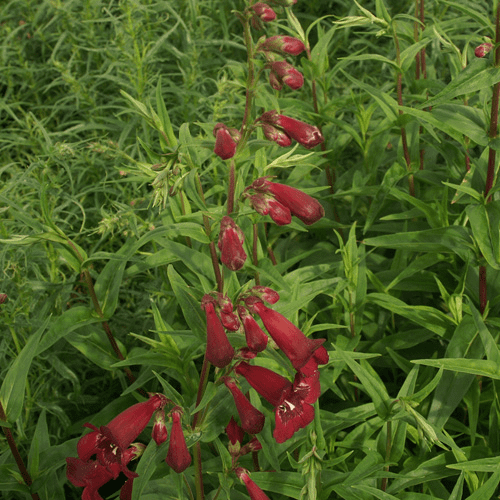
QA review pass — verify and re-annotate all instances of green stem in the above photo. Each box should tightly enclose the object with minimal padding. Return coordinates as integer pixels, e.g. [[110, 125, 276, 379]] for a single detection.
[[253, 223, 260, 285], [381, 420, 392, 491], [0, 402, 40, 500], [227, 160, 236, 216]]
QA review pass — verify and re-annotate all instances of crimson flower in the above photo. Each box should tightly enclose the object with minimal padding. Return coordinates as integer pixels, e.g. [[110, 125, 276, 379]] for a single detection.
[[213, 123, 238, 160], [238, 306, 268, 353], [250, 286, 280, 304], [259, 110, 324, 149], [201, 298, 235, 368], [269, 61, 304, 90], [259, 35, 305, 56], [165, 409, 192, 473], [218, 216, 247, 271], [226, 416, 245, 445], [252, 301, 327, 371], [236, 469, 272, 500], [152, 409, 168, 445], [250, 2, 276, 29], [261, 122, 292, 147], [224, 377, 265, 435], [235, 362, 321, 443]]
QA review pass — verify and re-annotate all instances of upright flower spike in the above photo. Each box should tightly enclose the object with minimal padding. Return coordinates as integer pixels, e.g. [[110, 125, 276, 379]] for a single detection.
[[258, 35, 305, 56], [251, 301, 327, 372], [218, 216, 247, 271], [238, 306, 268, 352], [269, 61, 304, 90], [201, 297, 235, 368], [224, 377, 265, 435], [165, 409, 192, 473], [259, 110, 324, 149], [213, 123, 237, 160], [236, 468, 272, 500]]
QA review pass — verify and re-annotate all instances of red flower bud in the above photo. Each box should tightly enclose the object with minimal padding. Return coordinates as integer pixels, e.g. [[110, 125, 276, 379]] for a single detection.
[[248, 193, 292, 225], [251, 286, 280, 304], [251, 3, 276, 23], [475, 42, 493, 58], [224, 377, 265, 435], [218, 216, 247, 271], [236, 469, 272, 500], [226, 416, 245, 445], [201, 299, 235, 368], [213, 124, 237, 160], [269, 61, 304, 90], [240, 436, 262, 455], [152, 409, 168, 445], [259, 111, 324, 149], [261, 123, 292, 147], [165, 410, 191, 473], [238, 306, 268, 352], [252, 302, 327, 371], [259, 35, 305, 56]]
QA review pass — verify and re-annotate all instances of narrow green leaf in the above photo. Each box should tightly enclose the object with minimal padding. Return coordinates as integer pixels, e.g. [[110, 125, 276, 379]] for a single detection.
[[155, 76, 177, 148], [412, 358, 500, 379]]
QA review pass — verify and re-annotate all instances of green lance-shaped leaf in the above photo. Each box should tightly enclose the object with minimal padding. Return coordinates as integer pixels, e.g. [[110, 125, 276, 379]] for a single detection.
[[467, 202, 500, 270], [0, 318, 47, 422]]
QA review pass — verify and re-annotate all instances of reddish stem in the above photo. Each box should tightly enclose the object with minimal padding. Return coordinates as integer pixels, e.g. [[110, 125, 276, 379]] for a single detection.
[[0, 403, 40, 500], [479, 264, 487, 315], [253, 223, 260, 286], [227, 161, 236, 216]]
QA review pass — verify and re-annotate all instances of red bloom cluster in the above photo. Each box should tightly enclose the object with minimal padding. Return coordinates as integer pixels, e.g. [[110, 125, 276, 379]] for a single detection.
[[66, 394, 166, 499], [244, 177, 324, 226], [67, 394, 193, 499]]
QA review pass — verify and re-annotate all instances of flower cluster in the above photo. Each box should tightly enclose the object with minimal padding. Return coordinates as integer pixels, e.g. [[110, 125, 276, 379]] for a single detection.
[[244, 176, 324, 226], [66, 394, 192, 499]]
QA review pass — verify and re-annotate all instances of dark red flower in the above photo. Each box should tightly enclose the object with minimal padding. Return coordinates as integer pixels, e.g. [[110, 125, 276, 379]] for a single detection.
[[218, 216, 247, 271], [251, 302, 327, 371], [201, 299, 235, 368], [269, 61, 304, 90], [224, 377, 265, 435], [226, 416, 245, 445], [259, 111, 324, 149], [259, 35, 305, 56], [236, 468, 272, 500], [240, 436, 262, 455], [238, 306, 268, 353], [165, 409, 191, 473], [475, 42, 493, 58], [250, 286, 280, 304], [213, 124, 237, 160], [152, 409, 168, 445]]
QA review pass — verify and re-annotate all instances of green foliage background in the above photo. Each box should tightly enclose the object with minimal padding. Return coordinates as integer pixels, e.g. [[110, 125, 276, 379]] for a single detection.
[[2, 0, 500, 499]]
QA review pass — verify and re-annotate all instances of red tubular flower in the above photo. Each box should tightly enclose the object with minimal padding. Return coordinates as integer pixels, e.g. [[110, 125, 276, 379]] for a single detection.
[[236, 469, 272, 500], [269, 61, 304, 90], [259, 110, 324, 149], [251, 286, 280, 304], [201, 299, 235, 368], [264, 180, 324, 225], [251, 302, 327, 371], [152, 409, 168, 445], [261, 123, 292, 147], [224, 377, 265, 435], [226, 416, 245, 445], [213, 123, 237, 160], [165, 410, 192, 473], [259, 35, 305, 56], [475, 42, 493, 58], [218, 216, 247, 271], [234, 362, 292, 407], [238, 306, 268, 353]]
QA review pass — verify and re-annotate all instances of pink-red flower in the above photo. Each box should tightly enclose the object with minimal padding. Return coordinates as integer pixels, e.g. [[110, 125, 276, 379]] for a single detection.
[[261, 122, 292, 147], [213, 123, 239, 160], [259, 110, 324, 149], [250, 2, 276, 29], [259, 35, 305, 56], [269, 61, 304, 90], [218, 216, 247, 271], [236, 469, 272, 500], [165, 409, 192, 473], [201, 297, 235, 368], [224, 377, 265, 435], [475, 42, 493, 58], [152, 409, 168, 445], [251, 301, 328, 372], [246, 193, 292, 226]]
